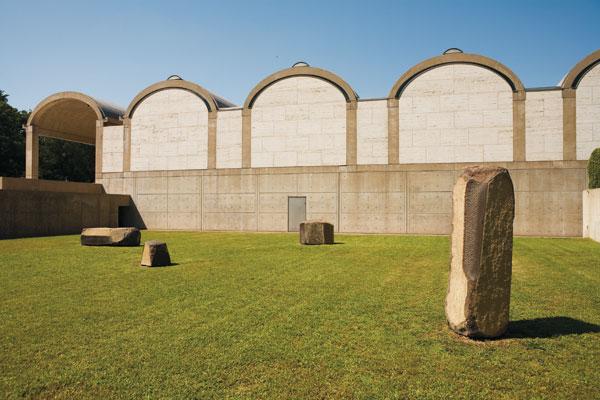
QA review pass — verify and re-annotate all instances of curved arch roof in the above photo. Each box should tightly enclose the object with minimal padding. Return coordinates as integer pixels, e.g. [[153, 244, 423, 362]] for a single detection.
[[28, 92, 125, 144]]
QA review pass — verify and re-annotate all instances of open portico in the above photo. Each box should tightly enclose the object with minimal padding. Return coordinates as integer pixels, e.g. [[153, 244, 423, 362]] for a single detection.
[[25, 91, 125, 181]]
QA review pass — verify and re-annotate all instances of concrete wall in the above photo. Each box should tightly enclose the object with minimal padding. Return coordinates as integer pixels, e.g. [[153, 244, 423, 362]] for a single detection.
[[576, 63, 600, 160], [357, 100, 388, 165], [0, 177, 129, 239], [251, 77, 347, 167], [100, 161, 586, 237], [583, 188, 600, 242], [102, 125, 124, 173], [130, 88, 209, 171], [525, 90, 563, 161], [397, 64, 513, 164], [216, 109, 242, 169]]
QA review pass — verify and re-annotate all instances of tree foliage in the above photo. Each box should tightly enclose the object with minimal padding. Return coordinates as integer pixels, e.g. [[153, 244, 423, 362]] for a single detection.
[[0, 90, 28, 177], [39, 137, 95, 182], [588, 148, 600, 189], [0, 90, 95, 182]]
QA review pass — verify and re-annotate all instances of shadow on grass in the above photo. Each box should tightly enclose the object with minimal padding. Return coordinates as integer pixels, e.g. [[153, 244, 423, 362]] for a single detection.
[[504, 317, 600, 339], [147, 263, 180, 268]]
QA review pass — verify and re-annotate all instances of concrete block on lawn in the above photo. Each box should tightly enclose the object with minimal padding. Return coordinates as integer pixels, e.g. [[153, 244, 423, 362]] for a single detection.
[[141, 241, 172, 267], [81, 227, 140, 246], [446, 166, 515, 338], [300, 220, 334, 245]]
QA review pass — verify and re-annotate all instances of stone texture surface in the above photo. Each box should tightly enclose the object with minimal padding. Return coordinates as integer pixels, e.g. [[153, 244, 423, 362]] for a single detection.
[[102, 125, 124, 173], [81, 227, 140, 246], [130, 88, 209, 171], [98, 163, 584, 237], [398, 64, 513, 164], [357, 100, 388, 165], [446, 166, 515, 338], [141, 241, 171, 266], [525, 90, 563, 161], [251, 77, 346, 167], [576, 63, 600, 160], [299, 220, 334, 245], [216, 109, 242, 169]]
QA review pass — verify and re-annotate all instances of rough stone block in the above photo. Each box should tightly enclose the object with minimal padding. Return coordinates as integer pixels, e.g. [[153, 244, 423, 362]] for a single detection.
[[299, 220, 334, 245], [446, 166, 515, 338], [81, 227, 141, 246], [141, 241, 171, 267]]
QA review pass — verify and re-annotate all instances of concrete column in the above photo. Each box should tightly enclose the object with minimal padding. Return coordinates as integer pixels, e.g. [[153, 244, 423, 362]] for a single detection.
[[25, 125, 39, 179], [95, 120, 103, 182], [562, 88, 577, 161], [512, 91, 526, 161], [207, 112, 217, 169], [346, 101, 358, 166], [242, 109, 251, 168], [387, 98, 399, 164], [122, 117, 131, 172]]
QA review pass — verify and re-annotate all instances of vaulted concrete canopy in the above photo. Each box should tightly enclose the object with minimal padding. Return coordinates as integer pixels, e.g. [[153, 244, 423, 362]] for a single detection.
[[25, 91, 125, 180], [560, 48, 600, 89], [28, 91, 125, 145]]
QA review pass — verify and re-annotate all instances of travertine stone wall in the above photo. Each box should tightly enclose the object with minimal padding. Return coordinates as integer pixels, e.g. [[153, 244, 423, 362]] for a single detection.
[[525, 90, 563, 161], [357, 100, 388, 165], [216, 109, 242, 169], [130, 89, 209, 171], [100, 162, 585, 237], [251, 77, 347, 168], [102, 125, 124, 173], [576, 63, 600, 160], [398, 64, 513, 164]]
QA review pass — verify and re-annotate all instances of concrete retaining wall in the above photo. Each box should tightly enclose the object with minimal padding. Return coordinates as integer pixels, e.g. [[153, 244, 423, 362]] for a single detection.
[[583, 188, 600, 242], [100, 161, 586, 237], [0, 177, 130, 239]]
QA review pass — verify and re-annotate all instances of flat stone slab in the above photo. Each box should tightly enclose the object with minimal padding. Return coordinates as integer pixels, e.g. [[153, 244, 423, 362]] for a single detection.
[[300, 220, 334, 245], [81, 227, 140, 246], [141, 241, 171, 267], [446, 166, 514, 338]]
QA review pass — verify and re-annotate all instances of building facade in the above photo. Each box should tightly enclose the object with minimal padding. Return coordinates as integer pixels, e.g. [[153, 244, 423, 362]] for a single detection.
[[22, 49, 600, 237]]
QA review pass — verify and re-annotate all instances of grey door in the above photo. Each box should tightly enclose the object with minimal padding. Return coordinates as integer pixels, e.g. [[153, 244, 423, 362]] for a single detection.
[[288, 196, 306, 232]]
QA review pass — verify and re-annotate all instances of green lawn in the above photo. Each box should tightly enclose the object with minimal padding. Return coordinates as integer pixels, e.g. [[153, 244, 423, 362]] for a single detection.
[[1, 232, 599, 399]]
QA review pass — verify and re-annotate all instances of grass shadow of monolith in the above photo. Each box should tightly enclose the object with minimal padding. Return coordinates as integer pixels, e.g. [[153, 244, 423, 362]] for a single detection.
[[503, 317, 600, 339]]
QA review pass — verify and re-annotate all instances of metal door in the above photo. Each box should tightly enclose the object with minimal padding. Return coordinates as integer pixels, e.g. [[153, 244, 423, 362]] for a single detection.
[[288, 196, 306, 232]]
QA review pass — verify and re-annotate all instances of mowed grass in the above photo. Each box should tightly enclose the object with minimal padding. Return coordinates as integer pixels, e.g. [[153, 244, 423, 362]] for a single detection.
[[1, 232, 599, 399]]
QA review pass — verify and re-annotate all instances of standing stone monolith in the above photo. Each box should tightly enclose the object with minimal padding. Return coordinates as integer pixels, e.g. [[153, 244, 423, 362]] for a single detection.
[[446, 166, 515, 338]]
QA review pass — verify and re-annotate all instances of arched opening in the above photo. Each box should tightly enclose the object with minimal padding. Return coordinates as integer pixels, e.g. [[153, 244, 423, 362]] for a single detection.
[[26, 92, 124, 182]]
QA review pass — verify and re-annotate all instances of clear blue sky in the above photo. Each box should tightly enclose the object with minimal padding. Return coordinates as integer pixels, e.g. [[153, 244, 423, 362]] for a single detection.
[[1, 0, 599, 111]]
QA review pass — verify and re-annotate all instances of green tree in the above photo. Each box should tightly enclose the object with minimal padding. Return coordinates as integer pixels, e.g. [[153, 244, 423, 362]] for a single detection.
[[39, 137, 95, 182], [588, 148, 600, 189], [0, 90, 29, 177]]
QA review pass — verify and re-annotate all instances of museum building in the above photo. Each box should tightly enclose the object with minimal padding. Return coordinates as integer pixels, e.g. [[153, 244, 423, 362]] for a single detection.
[[10, 48, 600, 237]]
